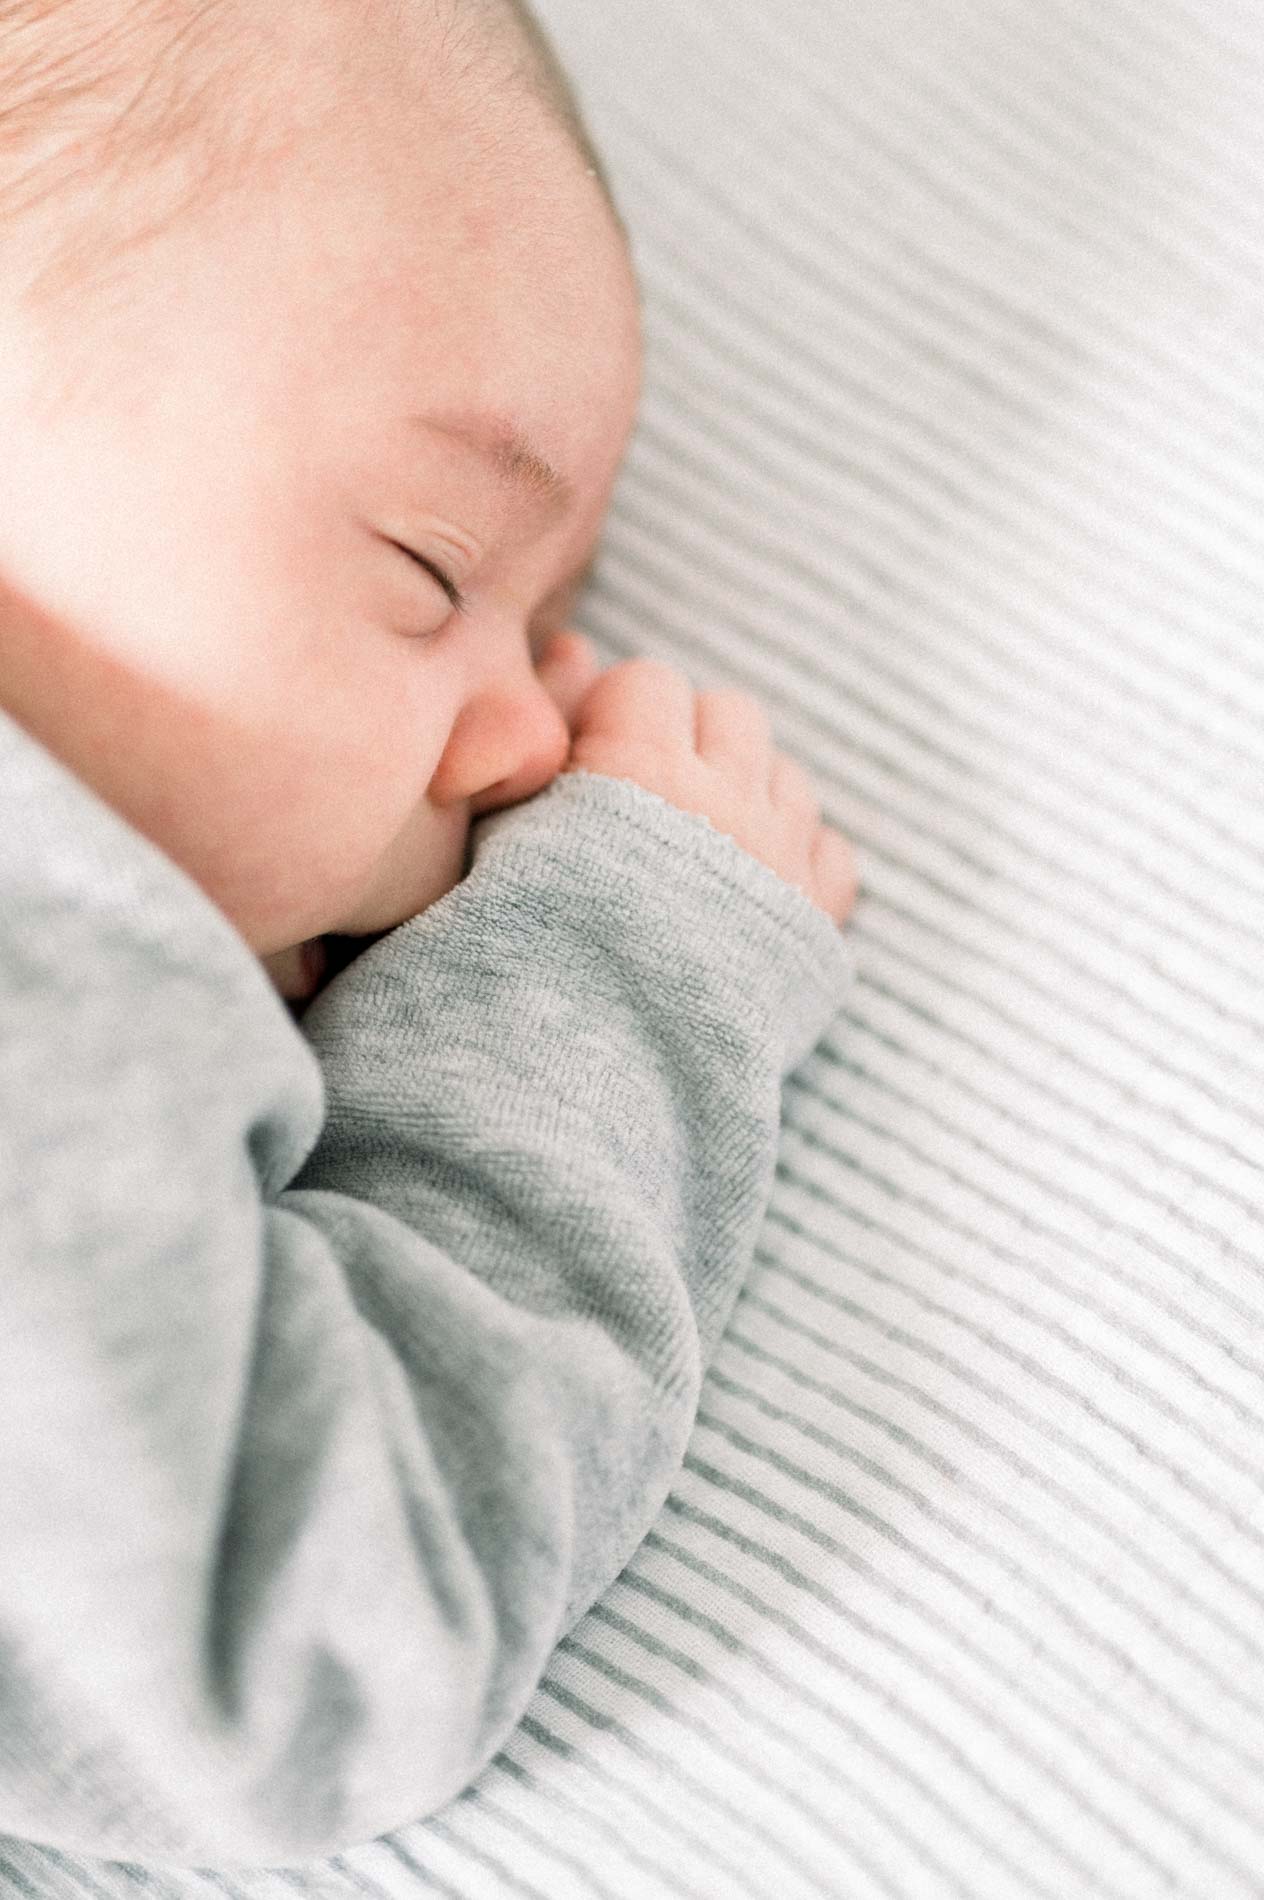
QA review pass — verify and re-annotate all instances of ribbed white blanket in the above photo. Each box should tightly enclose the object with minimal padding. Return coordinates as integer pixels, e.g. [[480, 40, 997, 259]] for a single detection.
[[6, 0, 1260, 1894]]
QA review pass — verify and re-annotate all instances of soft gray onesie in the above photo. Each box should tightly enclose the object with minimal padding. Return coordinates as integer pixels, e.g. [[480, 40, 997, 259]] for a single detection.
[[0, 703, 853, 1869]]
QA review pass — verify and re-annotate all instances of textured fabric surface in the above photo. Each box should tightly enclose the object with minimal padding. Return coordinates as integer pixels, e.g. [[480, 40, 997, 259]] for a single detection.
[[0, 714, 849, 1866], [4, 0, 1262, 1892]]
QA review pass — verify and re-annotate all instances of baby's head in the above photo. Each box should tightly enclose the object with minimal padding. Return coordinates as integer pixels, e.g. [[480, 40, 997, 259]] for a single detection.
[[0, 0, 642, 980]]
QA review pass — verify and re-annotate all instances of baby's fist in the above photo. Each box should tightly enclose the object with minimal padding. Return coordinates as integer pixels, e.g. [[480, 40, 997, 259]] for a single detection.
[[563, 657, 857, 927]]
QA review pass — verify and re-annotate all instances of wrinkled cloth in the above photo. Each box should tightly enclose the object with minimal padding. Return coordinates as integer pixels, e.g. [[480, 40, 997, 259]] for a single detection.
[[0, 705, 852, 1867]]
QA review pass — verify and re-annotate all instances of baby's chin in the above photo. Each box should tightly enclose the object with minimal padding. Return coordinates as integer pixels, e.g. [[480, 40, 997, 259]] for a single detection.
[[262, 819, 472, 1007], [264, 933, 393, 1012], [261, 938, 329, 1003]]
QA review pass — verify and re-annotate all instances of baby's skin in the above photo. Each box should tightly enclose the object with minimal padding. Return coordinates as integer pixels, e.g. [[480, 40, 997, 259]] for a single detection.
[[268, 641, 858, 1002], [0, 11, 861, 1858], [0, 0, 855, 1003]]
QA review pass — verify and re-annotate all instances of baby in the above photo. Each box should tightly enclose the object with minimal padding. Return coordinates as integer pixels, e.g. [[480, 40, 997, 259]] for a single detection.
[[0, 0, 856, 1871]]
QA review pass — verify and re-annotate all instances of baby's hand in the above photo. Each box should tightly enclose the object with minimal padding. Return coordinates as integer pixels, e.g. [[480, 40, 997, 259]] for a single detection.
[[561, 654, 857, 927]]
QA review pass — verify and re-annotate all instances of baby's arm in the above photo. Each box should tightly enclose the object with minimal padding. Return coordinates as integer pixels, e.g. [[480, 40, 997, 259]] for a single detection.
[[0, 669, 853, 1869]]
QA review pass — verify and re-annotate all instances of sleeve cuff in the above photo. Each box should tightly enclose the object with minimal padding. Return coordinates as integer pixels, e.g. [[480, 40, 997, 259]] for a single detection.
[[468, 767, 856, 1076]]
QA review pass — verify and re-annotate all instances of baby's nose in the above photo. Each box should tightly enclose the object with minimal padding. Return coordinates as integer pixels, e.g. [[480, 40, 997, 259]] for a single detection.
[[430, 679, 572, 817]]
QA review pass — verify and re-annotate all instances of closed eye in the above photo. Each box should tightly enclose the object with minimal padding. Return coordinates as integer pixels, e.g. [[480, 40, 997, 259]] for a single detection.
[[389, 540, 469, 616]]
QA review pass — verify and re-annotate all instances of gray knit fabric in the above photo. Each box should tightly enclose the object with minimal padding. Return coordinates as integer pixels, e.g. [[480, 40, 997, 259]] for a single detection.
[[0, 710, 851, 1866], [3, 0, 1264, 1892]]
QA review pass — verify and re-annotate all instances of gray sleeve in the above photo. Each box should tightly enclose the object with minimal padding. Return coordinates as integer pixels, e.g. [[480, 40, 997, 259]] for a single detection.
[[0, 730, 853, 1870]]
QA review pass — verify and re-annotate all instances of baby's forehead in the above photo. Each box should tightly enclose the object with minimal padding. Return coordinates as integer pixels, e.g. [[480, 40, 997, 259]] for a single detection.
[[4, 0, 621, 323]]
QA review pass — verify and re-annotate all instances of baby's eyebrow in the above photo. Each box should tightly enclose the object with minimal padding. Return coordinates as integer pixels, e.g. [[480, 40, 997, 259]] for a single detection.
[[409, 410, 575, 525]]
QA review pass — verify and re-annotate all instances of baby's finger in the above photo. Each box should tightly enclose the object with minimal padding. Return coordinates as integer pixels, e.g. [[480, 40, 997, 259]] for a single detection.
[[572, 656, 696, 752], [768, 750, 819, 820], [811, 826, 859, 923], [696, 688, 772, 774], [536, 630, 601, 731]]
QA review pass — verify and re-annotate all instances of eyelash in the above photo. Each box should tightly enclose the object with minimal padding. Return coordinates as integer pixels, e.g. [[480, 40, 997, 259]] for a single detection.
[[390, 540, 470, 617]]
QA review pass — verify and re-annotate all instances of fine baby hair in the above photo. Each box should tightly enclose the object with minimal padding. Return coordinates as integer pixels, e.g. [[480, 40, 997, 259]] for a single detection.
[[0, 0, 622, 330]]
